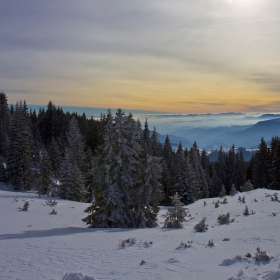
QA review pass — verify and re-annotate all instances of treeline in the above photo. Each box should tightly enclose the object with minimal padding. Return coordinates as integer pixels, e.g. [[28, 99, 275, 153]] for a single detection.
[[0, 92, 280, 227]]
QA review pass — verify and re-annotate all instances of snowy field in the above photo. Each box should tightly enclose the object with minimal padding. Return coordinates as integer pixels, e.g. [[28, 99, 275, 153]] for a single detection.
[[0, 186, 280, 280]]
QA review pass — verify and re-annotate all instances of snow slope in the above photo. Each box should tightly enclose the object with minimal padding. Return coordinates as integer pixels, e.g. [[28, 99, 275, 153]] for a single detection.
[[0, 187, 279, 280]]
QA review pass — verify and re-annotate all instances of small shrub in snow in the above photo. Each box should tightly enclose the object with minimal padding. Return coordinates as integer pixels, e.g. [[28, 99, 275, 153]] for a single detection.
[[208, 239, 214, 247], [50, 208, 57, 215], [194, 217, 208, 232], [217, 213, 232, 225], [203, 201, 207, 206], [235, 255, 242, 260], [238, 195, 246, 203], [271, 193, 279, 202], [214, 201, 219, 208], [223, 238, 230, 241], [243, 205, 249, 216], [270, 212, 277, 217], [222, 198, 228, 204], [254, 247, 270, 261], [141, 240, 153, 247], [119, 237, 136, 248], [245, 252, 252, 258], [254, 198, 258, 202], [45, 199, 58, 206], [177, 241, 193, 249], [140, 260, 145, 265], [21, 201, 29, 211]]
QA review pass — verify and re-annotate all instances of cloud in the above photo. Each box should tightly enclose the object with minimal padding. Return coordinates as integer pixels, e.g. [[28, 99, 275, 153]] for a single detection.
[[176, 101, 226, 106], [1, 0, 280, 112]]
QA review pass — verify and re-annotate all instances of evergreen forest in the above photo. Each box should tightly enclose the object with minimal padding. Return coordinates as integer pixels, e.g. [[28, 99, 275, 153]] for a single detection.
[[1, 91, 280, 227]]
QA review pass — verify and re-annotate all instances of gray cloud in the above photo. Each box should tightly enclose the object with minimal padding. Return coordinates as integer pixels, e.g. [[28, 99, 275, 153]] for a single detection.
[[1, 0, 280, 109]]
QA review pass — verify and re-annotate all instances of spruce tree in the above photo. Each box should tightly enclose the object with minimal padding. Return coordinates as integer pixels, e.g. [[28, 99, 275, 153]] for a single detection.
[[150, 127, 162, 157], [6, 101, 34, 191], [0, 92, 10, 157], [162, 193, 187, 228], [59, 148, 86, 201], [83, 109, 162, 228], [59, 117, 87, 201], [252, 138, 270, 189]]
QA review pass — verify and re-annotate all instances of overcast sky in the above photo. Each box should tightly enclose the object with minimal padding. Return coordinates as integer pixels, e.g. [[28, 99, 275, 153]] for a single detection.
[[1, 0, 280, 113]]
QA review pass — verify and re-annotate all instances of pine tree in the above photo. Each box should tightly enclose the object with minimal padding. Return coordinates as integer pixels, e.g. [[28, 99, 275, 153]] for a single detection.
[[162, 135, 176, 202], [209, 170, 222, 197], [150, 127, 162, 157], [48, 137, 62, 178], [162, 193, 187, 228], [214, 146, 227, 194], [188, 142, 208, 199], [65, 117, 87, 171], [142, 119, 151, 156], [268, 137, 280, 190], [252, 138, 270, 189], [59, 117, 87, 201], [37, 147, 53, 195], [59, 148, 86, 201], [84, 110, 142, 227], [0, 92, 10, 157], [83, 109, 162, 228], [6, 101, 34, 191], [135, 155, 163, 227]]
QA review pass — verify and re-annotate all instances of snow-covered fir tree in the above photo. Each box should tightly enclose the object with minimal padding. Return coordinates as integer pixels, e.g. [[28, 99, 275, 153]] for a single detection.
[[0, 92, 10, 157], [162, 193, 187, 228], [6, 101, 34, 191], [135, 155, 163, 227], [58, 117, 87, 201], [83, 109, 162, 228], [59, 148, 86, 201]]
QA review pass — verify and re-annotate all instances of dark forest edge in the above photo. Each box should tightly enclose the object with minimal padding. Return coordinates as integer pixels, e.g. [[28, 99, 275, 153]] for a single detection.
[[0, 92, 280, 227]]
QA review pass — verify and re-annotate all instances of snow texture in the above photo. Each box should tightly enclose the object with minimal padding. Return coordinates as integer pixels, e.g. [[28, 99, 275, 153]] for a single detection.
[[0, 184, 279, 280], [62, 272, 97, 280]]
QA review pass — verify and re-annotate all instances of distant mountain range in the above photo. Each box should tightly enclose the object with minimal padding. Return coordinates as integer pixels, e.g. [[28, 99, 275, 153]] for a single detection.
[[158, 118, 280, 150]]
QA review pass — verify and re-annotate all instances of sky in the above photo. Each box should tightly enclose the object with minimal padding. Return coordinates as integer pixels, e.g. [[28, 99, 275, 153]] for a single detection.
[[1, 0, 280, 113]]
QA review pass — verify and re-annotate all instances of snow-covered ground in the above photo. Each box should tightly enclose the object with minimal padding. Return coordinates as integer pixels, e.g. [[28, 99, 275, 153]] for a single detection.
[[0, 185, 279, 280]]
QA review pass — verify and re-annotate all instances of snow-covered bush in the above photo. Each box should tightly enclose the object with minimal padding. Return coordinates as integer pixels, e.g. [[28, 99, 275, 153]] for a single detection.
[[177, 241, 193, 249], [193, 217, 208, 232], [217, 213, 232, 225], [240, 181, 253, 192], [222, 197, 228, 204], [50, 208, 57, 215], [119, 237, 136, 248], [208, 239, 214, 247], [162, 193, 187, 228], [245, 252, 252, 258], [271, 193, 279, 202], [254, 247, 270, 261], [238, 195, 246, 203], [21, 201, 29, 211], [243, 205, 250, 216], [45, 199, 58, 206]]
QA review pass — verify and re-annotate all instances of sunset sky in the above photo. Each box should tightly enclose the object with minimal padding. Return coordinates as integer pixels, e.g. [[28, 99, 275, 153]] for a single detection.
[[1, 0, 280, 113]]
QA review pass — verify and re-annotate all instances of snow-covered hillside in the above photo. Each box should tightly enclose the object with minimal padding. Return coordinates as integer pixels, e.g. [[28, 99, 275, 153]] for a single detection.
[[0, 186, 279, 280]]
